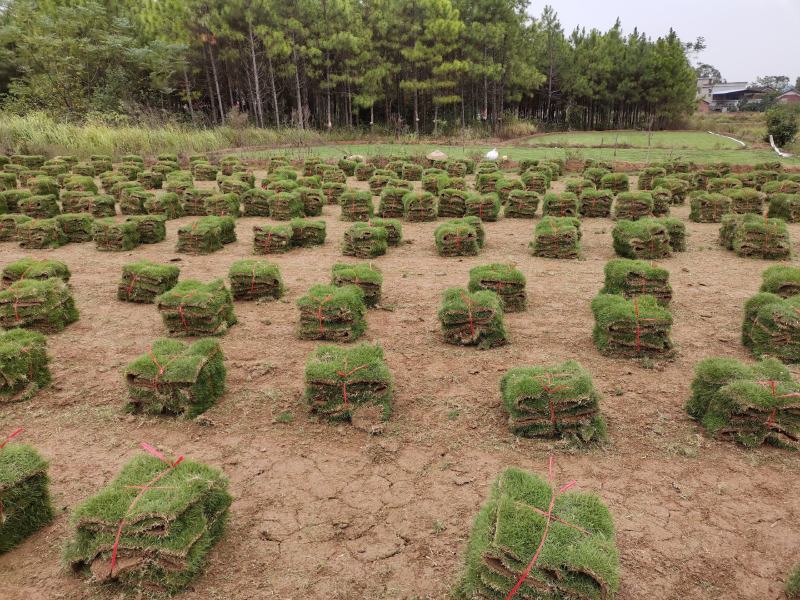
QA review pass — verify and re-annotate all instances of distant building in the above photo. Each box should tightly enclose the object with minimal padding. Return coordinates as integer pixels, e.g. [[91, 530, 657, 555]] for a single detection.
[[697, 98, 711, 113], [696, 78, 768, 112], [777, 89, 800, 105]]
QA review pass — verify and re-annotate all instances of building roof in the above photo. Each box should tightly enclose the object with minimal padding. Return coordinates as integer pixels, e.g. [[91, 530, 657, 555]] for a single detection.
[[711, 82, 750, 95], [778, 89, 800, 98]]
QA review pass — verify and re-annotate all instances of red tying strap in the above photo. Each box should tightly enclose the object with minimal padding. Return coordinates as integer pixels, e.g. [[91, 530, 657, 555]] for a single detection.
[[125, 274, 138, 300], [336, 363, 369, 410], [505, 457, 578, 600], [250, 265, 257, 293], [532, 373, 570, 431], [0, 427, 24, 450], [12, 294, 21, 323], [316, 295, 332, 335], [460, 292, 475, 338], [262, 230, 273, 252], [109, 443, 185, 577], [755, 380, 800, 428]]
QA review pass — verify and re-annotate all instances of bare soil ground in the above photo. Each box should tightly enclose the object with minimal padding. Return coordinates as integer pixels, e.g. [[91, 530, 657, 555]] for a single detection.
[[0, 172, 798, 600]]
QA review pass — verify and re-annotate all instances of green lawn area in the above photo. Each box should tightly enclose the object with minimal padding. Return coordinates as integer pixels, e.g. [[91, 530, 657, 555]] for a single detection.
[[522, 130, 743, 150]]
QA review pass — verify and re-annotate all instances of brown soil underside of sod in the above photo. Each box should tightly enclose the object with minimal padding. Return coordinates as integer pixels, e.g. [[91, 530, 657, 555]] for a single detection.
[[0, 173, 798, 600]]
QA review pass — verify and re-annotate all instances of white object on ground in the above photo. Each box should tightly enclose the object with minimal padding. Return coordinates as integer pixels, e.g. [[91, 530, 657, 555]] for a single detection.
[[485, 148, 499, 160], [426, 150, 448, 161], [707, 131, 746, 147], [769, 135, 793, 158]]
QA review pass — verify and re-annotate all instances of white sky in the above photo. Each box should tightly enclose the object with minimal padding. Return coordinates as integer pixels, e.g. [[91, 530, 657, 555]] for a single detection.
[[533, 0, 800, 84]]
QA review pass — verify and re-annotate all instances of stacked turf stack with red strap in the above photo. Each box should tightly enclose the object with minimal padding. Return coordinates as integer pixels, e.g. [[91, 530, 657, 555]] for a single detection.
[[1, 257, 70, 286], [0, 429, 54, 553], [438, 288, 508, 349], [686, 357, 800, 449], [0, 278, 79, 332], [304, 343, 393, 429], [500, 362, 607, 444], [253, 223, 293, 254], [592, 293, 673, 358], [296, 284, 367, 342], [468, 264, 526, 313], [742, 293, 800, 363], [124, 339, 226, 417], [531, 217, 581, 259], [0, 329, 50, 402], [455, 464, 619, 599], [156, 280, 237, 337], [228, 260, 284, 301], [342, 223, 388, 258], [331, 263, 383, 308], [64, 445, 231, 595], [117, 261, 180, 304], [601, 259, 672, 305], [435, 220, 481, 257]]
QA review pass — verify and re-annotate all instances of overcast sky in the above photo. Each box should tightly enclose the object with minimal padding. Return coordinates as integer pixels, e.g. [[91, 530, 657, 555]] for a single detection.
[[533, 0, 800, 85]]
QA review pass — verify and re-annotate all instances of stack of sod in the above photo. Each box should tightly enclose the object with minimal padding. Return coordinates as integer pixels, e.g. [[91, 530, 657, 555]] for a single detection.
[[403, 191, 437, 222], [204, 193, 240, 218], [689, 192, 732, 223], [0, 278, 79, 332], [653, 176, 691, 204], [176, 219, 222, 255], [501, 361, 606, 442], [0, 329, 51, 401], [321, 167, 347, 184], [743, 293, 800, 362], [602, 258, 672, 305], [600, 172, 630, 193], [422, 170, 450, 195], [763, 180, 800, 195], [719, 214, 749, 250], [93, 219, 140, 252], [354, 163, 375, 181], [531, 217, 581, 259], [331, 262, 383, 308], [584, 166, 610, 186], [56, 213, 94, 243], [18, 219, 68, 249], [218, 177, 249, 196], [438, 188, 470, 218], [496, 179, 524, 204], [541, 192, 580, 218], [477, 160, 499, 174], [761, 265, 800, 298], [521, 169, 549, 193], [339, 191, 373, 222], [438, 288, 507, 349], [612, 219, 672, 259], [0, 215, 32, 241], [650, 188, 672, 216], [11, 154, 45, 169], [726, 188, 765, 215], [304, 343, 392, 424], [476, 172, 502, 194], [253, 224, 293, 254], [592, 293, 673, 358], [124, 338, 225, 417], [0, 189, 31, 212], [638, 166, 667, 190], [468, 264, 526, 312], [156, 279, 237, 337], [266, 179, 298, 194], [118, 261, 180, 303], [110, 181, 140, 202], [686, 357, 799, 448], [118, 188, 149, 215], [297, 284, 367, 342], [322, 182, 346, 205], [342, 223, 388, 258], [504, 190, 539, 218], [579, 188, 614, 218], [135, 170, 163, 190], [297, 187, 324, 217], [767, 194, 800, 222], [464, 193, 501, 222], [2, 258, 70, 286], [290, 218, 326, 247], [19, 195, 60, 219], [240, 188, 273, 217], [125, 215, 167, 244], [228, 260, 284, 301], [30, 175, 59, 197], [400, 162, 423, 181], [0, 440, 54, 552], [613, 192, 653, 220], [707, 177, 742, 192], [0, 172, 16, 191], [446, 160, 468, 178], [731, 216, 791, 260], [377, 187, 407, 218], [435, 220, 480, 257], [456, 467, 619, 600], [788, 566, 800, 599], [449, 216, 485, 248], [303, 157, 322, 176], [144, 192, 184, 220], [183, 188, 213, 216], [64, 453, 231, 594], [369, 218, 402, 246]]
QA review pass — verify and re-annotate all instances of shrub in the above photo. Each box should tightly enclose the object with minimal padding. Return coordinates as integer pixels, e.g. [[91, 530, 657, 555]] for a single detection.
[[765, 105, 798, 147]]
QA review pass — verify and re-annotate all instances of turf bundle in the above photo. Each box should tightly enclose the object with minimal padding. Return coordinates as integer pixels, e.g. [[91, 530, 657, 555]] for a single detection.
[[304, 343, 392, 425], [124, 338, 226, 417], [2, 258, 70, 286], [253, 224, 293, 254], [290, 218, 326, 247], [690, 192, 732, 223], [228, 260, 284, 301], [241, 188, 273, 217], [0, 278, 79, 332], [0, 440, 54, 552], [19, 195, 59, 219], [267, 191, 302, 221], [707, 177, 742, 193], [63, 193, 116, 218], [297, 187, 324, 216], [339, 191, 374, 221], [726, 188, 765, 215], [55, 213, 94, 243], [203, 193, 240, 218], [0, 214, 32, 241], [650, 188, 672, 216], [435, 220, 481, 257], [0, 171, 16, 191], [531, 217, 581, 259], [686, 357, 800, 448], [504, 190, 539, 219], [18, 219, 68, 249], [465, 193, 501, 222], [592, 293, 673, 358], [438, 288, 507, 349], [144, 192, 184, 220], [342, 223, 388, 258], [613, 192, 653, 220], [500, 361, 606, 442], [583, 167, 610, 186], [118, 261, 180, 303], [92, 219, 140, 252], [64, 452, 231, 594], [638, 166, 667, 190], [602, 258, 672, 305], [0, 189, 31, 212], [118, 188, 149, 215], [743, 293, 800, 362], [468, 264, 526, 312], [476, 172, 503, 194], [369, 218, 402, 246], [218, 176, 250, 196], [137, 170, 163, 190], [378, 187, 409, 218], [400, 162, 423, 181], [521, 169, 550, 193], [331, 262, 383, 308], [30, 175, 59, 197], [126, 215, 167, 244], [438, 188, 470, 218], [176, 218, 229, 255], [652, 176, 690, 204], [767, 194, 800, 222], [599, 172, 630, 193], [612, 219, 672, 259], [730, 216, 791, 260], [579, 189, 614, 218], [183, 188, 213, 216], [422, 169, 449, 195], [456, 467, 619, 600], [496, 179, 524, 204], [297, 284, 367, 342], [760, 265, 800, 298], [156, 279, 237, 337], [400, 191, 435, 222], [0, 329, 51, 401], [541, 192, 580, 218]]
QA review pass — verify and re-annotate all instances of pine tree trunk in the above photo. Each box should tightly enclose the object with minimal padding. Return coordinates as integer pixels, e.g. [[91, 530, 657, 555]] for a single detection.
[[203, 54, 218, 124], [207, 43, 225, 125], [183, 68, 195, 123], [248, 23, 265, 128], [267, 55, 280, 127], [292, 43, 304, 129]]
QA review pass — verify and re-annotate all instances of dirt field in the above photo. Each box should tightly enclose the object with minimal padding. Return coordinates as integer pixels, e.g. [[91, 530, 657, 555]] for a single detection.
[[0, 171, 798, 600]]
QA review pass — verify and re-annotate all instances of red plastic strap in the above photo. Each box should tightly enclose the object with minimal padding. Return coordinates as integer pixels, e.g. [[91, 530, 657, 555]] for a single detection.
[[315, 295, 332, 335], [263, 231, 273, 251], [178, 304, 188, 332], [756, 379, 800, 428], [250, 266, 257, 293], [460, 292, 475, 338], [634, 298, 641, 353], [336, 364, 369, 410], [125, 274, 138, 300], [12, 294, 20, 323], [0, 427, 24, 449]]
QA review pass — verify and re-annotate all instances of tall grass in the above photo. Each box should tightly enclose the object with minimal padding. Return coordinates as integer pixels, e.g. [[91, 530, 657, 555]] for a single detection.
[[687, 112, 767, 144]]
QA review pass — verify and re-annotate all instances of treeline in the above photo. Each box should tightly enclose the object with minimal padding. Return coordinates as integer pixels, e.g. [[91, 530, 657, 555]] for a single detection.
[[0, 0, 698, 133]]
